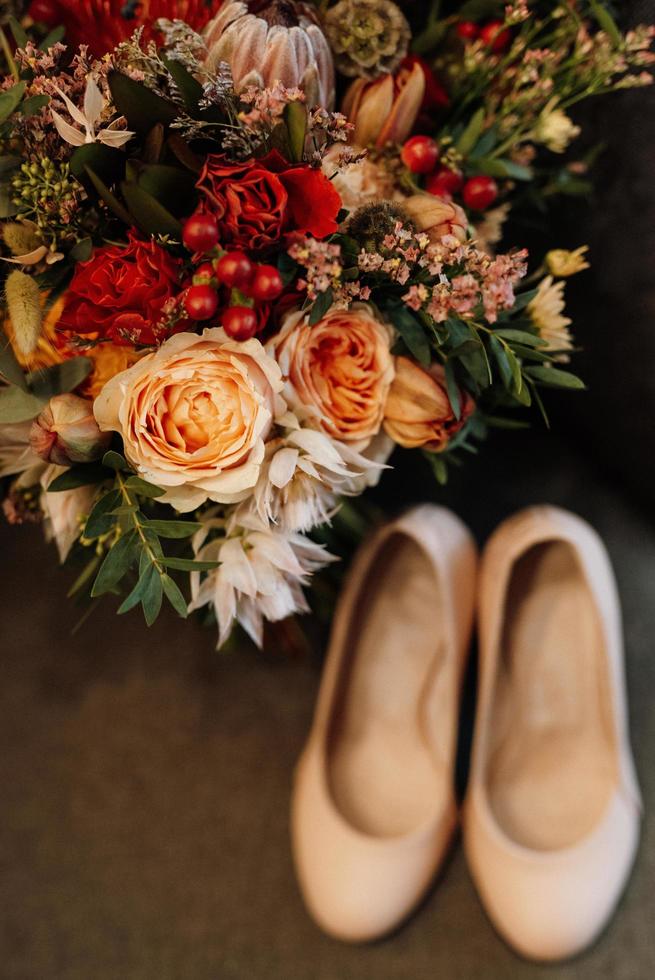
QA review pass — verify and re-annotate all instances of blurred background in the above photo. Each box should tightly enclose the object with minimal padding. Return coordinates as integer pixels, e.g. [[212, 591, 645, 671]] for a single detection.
[[2, 2, 654, 977]]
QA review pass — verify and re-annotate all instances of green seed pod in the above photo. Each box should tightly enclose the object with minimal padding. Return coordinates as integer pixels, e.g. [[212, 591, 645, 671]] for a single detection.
[[5, 269, 43, 357]]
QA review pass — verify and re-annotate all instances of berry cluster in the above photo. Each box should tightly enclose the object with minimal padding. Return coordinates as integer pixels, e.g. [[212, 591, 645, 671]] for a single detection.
[[400, 137, 499, 213], [182, 212, 284, 341], [455, 20, 512, 53]]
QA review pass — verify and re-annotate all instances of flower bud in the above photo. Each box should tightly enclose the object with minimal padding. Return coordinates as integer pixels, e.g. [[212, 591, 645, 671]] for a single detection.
[[383, 358, 474, 451], [342, 59, 425, 148], [403, 194, 468, 244], [30, 393, 111, 466]]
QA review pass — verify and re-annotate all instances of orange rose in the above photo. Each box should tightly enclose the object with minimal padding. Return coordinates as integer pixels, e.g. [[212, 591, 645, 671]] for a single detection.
[[269, 305, 394, 450], [94, 328, 285, 512], [383, 357, 474, 452]]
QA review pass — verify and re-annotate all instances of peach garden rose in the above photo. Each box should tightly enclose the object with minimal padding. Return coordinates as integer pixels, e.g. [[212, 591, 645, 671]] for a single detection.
[[383, 356, 474, 452], [268, 305, 395, 451], [93, 328, 285, 512]]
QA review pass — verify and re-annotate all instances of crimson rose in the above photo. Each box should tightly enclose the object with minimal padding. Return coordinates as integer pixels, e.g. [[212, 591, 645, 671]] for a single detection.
[[196, 154, 342, 251], [57, 235, 183, 346]]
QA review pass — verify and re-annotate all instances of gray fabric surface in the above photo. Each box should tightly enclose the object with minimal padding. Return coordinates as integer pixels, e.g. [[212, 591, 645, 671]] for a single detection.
[[2, 430, 654, 980]]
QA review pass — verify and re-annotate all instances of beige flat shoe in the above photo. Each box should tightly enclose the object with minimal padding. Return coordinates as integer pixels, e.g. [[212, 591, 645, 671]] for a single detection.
[[464, 505, 642, 962], [291, 505, 477, 942]]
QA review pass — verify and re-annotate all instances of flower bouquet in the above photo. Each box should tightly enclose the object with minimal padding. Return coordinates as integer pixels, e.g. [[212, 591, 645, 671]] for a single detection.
[[0, 0, 652, 646]]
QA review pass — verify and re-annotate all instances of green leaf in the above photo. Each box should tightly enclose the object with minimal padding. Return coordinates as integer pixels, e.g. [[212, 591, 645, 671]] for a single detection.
[[284, 100, 308, 164], [103, 450, 130, 471], [8, 16, 28, 49], [489, 335, 513, 391], [162, 573, 188, 618], [117, 563, 157, 615], [494, 328, 546, 347], [444, 360, 461, 420], [108, 72, 179, 135], [136, 164, 197, 217], [48, 464, 108, 491], [0, 384, 43, 422], [424, 450, 448, 486], [457, 108, 486, 157], [19, 94, 50, 117], [588, 0, 621, 45], [91, 529, 139, 596], [69, 238, 93, 263], [473, 157, 533, 181], [70, 142, 125, 186], [122, 181, 182, 237], [509, 288, 539, 313], [308, 287, 334, 325], [144, 519, 201, 539], [386, 305, 430, 367], [27, 357, 93, 400], [39, 25, 65, 50], [124, 475, 166, 498], [67, 554, 102, 599], [484, 414, 531, 430], [162, 557, 220, 572], [84, 489, 121, 540], [0, 183, 18, 219], [0, 81, 26, 124], [0, 326, 28, 390], [525, 366, 586, 389], [84, 165, 133, 225], [161, 56, 204, 110], [142, 568, 163, 626]]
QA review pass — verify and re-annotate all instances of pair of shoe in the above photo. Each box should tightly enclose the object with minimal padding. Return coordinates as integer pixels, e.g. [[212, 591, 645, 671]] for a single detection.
[[291, 505, 642, 962]]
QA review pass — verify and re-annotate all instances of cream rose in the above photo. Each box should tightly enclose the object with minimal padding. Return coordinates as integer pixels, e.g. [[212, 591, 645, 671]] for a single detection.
[[94, 328, 285, 512], [268, 305, 394, 451]]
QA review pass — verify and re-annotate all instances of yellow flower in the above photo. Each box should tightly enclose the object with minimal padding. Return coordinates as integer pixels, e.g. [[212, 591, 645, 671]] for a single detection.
[[546, 246, 590, 277], [83, 343, 143, 400], [528, 276, 573, 357], [534, 99, 580, 153]]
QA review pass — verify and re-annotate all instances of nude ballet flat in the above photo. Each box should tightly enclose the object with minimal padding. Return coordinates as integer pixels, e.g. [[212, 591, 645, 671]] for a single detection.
[[291, 505, 477, 942], [464, 506, 642, 962]]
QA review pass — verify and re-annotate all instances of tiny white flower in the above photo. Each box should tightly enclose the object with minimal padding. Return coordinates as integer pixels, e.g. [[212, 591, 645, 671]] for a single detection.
[[50, 77, 134, 149]]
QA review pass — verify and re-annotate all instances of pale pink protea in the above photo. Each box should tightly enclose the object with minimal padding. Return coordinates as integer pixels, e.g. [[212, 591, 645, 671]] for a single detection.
[[203, 0, 335, 108]]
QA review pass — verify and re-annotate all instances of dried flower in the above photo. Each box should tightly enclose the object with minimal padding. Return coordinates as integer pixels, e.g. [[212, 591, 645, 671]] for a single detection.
[[324, 0, 410, 80], [5, 269, 42, 357], [533, 98, 580, 153], [50, 76, 134, 149], [30, 394, 111, 466], [348, 202, 413, 251]]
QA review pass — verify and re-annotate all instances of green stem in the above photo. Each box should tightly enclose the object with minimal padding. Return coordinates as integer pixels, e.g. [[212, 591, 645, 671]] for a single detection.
[[0, 27, 18, 82], [116, 471, 164, 574]]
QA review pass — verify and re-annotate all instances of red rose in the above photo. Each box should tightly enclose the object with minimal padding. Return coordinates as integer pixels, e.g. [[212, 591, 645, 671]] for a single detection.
[[58, 235, 183, 346], [196, 154, 341, 251]]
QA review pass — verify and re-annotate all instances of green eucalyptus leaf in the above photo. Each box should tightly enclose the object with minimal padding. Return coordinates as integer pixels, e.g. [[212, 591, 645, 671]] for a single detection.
[[142, 568, 164, 625], [162, 56, 204, 110], [457, 108, 486, 157], [474, 157, 533, 181], [162, 573, 188, 618], [386, 305, 430, 366], [525, 366, 586, 389], [103, 450, 129, 471], [91, 529, 139, 596], [162, 557, 220, 572], [124, 476, 166, 498], [489, 335, 513, 391], [117, 563, 157, 615], [0, 384, 44, 422], [48, 464, 108, 491], [27, 357, 93, 399], [144, 519, 201, 539], [84, 489, 121, 540], [136, 164, 197, 216], [494, 327, 545, 347], [308, 287, 334, 326], [84, 165, 132, 225], [0, 326, 28, 391], [19, 94, 50, 117], [70, 143, 125, 185]]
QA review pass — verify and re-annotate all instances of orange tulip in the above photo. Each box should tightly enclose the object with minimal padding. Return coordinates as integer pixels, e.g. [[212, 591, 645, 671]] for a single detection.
[[342, 60, 426, 149]]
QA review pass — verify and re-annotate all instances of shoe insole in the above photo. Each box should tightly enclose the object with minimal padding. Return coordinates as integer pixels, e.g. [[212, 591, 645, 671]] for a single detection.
[[487, 541, 617, 851], [327, 534, 452, 838]]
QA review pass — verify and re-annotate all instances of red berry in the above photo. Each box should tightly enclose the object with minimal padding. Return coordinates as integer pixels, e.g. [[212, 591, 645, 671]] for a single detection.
[[456, 21, 479, 41], [182, 212, 219, 253], [426, 167, 464, 198], [480, 20, 511, 52], [222, 306, 259, 342], [184, 284, 219, 321], [28, 0, 61, 24], [462, 176, 499, 211], [401, 136, 440, 175], [215, 251, 255, 291], [194, 262, 216, 284], [250, 264, 283, 302]]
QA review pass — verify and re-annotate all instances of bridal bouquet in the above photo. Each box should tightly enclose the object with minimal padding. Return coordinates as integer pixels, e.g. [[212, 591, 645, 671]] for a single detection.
[[0, 0, 652, 645]]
